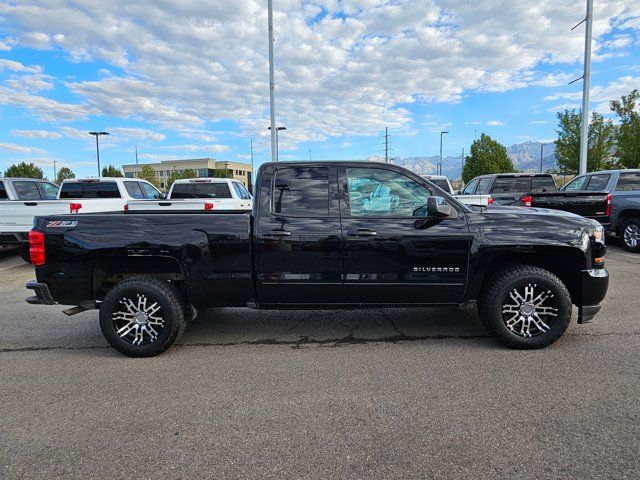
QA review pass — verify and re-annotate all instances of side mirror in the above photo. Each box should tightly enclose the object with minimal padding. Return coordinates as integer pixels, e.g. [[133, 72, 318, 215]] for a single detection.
[[157, 192, 168, 199], [427, 196, 453, 218]]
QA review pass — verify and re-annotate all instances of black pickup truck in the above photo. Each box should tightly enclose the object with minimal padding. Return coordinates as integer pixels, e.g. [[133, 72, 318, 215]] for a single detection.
[[26, 161, 609, 357]]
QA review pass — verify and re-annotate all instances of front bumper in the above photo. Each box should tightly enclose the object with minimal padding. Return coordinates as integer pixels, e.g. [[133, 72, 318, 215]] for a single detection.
[[25, 280, 55, 305], [577, 268, 609, 324]]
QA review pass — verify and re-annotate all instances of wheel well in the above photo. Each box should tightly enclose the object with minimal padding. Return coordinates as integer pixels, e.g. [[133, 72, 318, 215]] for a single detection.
[[617, 209, 640, 232], [93, 256, 185, 300], [476, 251, 583, 305]]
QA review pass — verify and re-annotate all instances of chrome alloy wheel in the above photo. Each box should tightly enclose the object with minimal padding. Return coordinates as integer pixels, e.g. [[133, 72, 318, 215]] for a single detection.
[[501, 283, 558, 338], [112, 294, 165, 346], [624, 224, 640, 249]]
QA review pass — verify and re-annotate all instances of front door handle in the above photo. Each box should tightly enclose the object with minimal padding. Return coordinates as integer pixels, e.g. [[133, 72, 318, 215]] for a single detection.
[[24, 202, 38, 206], [263, 230, 292, 237], [347, 229, 378, 237]]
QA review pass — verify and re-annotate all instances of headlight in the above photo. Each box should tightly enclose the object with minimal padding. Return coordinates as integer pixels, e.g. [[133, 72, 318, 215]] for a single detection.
[[593, 226, 605, 245]]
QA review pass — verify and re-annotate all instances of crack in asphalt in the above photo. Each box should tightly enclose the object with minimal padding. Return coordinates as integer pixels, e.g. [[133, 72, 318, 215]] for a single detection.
[[1, 331, 638, 353]]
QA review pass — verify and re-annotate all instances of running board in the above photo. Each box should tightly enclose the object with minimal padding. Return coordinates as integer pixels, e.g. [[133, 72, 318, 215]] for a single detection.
[[62, 306, 88, 316]]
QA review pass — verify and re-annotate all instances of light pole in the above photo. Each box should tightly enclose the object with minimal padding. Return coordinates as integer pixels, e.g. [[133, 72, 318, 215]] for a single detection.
[[439, 131, 449, 175], [53, 160, 57, 182], [578, 0, 593, 175], [268, 126, 286, 161], [88, 131, 109, 176], [267, 0, 277, 162], [540, 143, 545, 173]]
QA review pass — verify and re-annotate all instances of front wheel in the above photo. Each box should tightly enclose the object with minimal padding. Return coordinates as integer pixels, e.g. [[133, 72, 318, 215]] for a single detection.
[[621, 219, 640, 253], [99, 276, 187, 357], [479, 266, 572, 349]]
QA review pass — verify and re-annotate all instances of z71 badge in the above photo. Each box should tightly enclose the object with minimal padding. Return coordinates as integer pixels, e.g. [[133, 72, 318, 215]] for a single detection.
[[46, 220, 78, 228]]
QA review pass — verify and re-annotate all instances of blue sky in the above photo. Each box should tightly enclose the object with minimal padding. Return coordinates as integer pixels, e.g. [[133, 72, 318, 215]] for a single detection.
[[0, 0, 638, 179]]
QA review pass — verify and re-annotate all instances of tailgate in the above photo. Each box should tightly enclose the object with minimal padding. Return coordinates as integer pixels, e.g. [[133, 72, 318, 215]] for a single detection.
[[530, 192, 609, 222], [0, 200, 71, 233]]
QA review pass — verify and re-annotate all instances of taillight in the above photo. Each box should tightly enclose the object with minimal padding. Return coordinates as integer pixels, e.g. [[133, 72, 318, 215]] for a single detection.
[[520, 195, 532, 207], [204, 203, 214, 211], [487, 197, 494, 206], [29, 230, 45, 266], [70, 202, 82, 214], [605, 193, 612, 217]]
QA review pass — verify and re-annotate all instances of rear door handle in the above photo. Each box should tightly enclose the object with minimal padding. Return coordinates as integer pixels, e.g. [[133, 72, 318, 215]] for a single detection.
[[263, 230, 292, 237], [24, 202, 38, 206], [347, 229, 378, 237]]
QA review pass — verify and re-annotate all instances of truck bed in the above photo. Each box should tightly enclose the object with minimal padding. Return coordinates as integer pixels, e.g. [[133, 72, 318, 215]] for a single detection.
[[524, 191, 610, 225], [33, 212, 253, 308]]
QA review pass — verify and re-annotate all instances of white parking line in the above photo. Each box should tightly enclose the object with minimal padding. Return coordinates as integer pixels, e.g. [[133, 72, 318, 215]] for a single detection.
[[0, 263, 27, 272]]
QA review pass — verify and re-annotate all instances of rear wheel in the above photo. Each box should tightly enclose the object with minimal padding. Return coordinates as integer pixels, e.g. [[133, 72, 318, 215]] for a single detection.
[[99, 276, 187, 357], [621, 218, 640, 253], [479, 265, 572, 349]]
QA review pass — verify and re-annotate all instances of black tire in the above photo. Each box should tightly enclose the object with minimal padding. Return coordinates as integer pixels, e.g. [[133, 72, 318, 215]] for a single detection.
[[99, 276, 187, 357], [479, 265, 572, 349], [620, 218, 640, 253]]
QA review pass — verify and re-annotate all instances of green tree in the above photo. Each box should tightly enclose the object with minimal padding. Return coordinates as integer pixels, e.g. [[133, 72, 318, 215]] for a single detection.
[[55, 167, 75, 184], [4, 162, 44, 179], [610, 89, 640, 169], [213, 168, 233, 179], [462, 133, 514, 183], [555, 109, 616, 174], [138, 164, 159, 187], [101, 165, 124, 177], [165, 168, 197, 190]]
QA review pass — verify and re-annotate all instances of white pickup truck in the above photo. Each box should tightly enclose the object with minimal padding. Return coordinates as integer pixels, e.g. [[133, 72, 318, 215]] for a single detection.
[[126, 178, 253, 212], [0, 177, 162, 249], [420, 174, 493, 207]]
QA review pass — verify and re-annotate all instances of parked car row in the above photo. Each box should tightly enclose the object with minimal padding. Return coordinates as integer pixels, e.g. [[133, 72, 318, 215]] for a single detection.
[[0, 177, 253, 250]]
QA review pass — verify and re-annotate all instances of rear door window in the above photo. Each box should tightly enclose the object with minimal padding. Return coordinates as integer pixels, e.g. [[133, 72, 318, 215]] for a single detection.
[[0, 181, 7, 200], [12, 181, 42, 200], [491, 177, 531, 193], [171, 182, 233, 199], [272, 167, 329, 216], [532, 176, 557, 192], [123, 181, 144, 199], [476, 178, 493, 194], [586, 174, 610, 191], [615, 173, 640, 191], [59, 182, 121, 198]]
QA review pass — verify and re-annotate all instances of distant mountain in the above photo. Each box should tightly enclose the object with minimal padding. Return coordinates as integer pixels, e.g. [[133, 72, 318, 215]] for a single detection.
[[370, 140, 558, 180]]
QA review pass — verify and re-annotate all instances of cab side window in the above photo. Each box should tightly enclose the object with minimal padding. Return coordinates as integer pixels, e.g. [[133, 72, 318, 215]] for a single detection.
[[462, 179, 479, 195], [272, 167, 329, 216], [563, 176, 588, 191], [346, 168, 431, 217], [0, 181, 7, 200], [37, 182, 59, 200], [124, 181, 145, 199]]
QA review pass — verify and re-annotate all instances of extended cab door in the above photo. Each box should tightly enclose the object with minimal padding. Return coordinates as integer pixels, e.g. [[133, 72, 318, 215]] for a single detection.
[[340, 166, 470, 305], [254, 164, 342, 305]]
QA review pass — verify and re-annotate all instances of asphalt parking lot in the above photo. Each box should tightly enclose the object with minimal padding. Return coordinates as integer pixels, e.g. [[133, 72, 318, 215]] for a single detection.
[[1, 244, 639, 479]]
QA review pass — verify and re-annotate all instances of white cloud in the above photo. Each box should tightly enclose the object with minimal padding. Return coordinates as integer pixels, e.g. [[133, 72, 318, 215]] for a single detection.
[[530, 120, 549, 125], [0, 142, 46, 154], [108, 128, 166, 142], [0, 1, 638, 145], [10, 129, 62, 139], [487, 120, 505, 126], [158, 144, 230, 153]]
